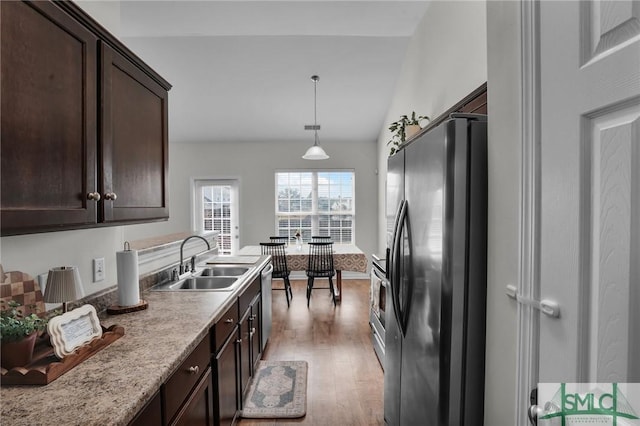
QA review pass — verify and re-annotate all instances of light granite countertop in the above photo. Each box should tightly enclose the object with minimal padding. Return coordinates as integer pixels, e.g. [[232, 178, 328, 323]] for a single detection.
[[0, 255, 270, 426]]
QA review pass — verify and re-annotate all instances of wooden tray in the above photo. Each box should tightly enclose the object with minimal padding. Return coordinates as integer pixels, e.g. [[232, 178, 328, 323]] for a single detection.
[[0, 324, 124, 385]]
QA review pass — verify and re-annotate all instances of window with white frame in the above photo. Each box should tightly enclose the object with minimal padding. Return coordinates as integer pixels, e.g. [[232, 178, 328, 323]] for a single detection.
[[275, 171, 354, 244]]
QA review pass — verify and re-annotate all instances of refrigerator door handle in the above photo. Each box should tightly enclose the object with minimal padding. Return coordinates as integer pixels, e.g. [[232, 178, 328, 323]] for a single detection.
[[396, 200, 411, 336], [389, 200, 404, 331], [389, 200, 405, 280], [392, 200, 408, 336]]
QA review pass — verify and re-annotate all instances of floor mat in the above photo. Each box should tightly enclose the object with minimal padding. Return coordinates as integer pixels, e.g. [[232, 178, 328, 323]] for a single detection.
[[240, 360, 307, 419]]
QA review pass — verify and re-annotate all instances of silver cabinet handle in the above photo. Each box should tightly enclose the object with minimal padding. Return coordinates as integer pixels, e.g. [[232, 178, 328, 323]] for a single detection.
[[104, 192, 117, 201], [224, 318, 234, 323], [188, 365, 199, 375], [87, 192, 101, 201]]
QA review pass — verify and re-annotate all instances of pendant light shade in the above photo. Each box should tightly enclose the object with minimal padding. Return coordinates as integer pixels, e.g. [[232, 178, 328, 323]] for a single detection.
[[303, 75, 329, 160], [303, 144, 329, 160]]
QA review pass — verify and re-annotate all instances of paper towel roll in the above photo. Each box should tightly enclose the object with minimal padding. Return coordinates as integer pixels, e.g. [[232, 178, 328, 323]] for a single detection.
[[116, 246, 140, 306]]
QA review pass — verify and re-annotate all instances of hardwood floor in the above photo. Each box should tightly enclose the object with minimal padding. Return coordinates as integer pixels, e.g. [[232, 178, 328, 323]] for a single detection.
[[238, 278, 384, 426]]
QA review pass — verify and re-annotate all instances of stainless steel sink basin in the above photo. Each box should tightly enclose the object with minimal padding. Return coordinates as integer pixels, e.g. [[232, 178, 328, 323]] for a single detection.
[[151, 276, 239, 291], [179, 276, 238, 290], [201, 266, 249, 277]]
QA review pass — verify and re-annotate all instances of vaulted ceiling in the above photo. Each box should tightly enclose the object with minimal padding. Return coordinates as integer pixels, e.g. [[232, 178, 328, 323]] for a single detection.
[[115, 1, 431, 145]]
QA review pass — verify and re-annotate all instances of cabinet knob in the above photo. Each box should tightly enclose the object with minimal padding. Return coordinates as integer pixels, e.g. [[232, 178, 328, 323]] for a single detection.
[[87, 192, 101, 201], [224, 318, 234, 324], [249, 314, 257, 321], [188, 365, 199, 375], [104, 192, 118, 201], [235, 338, 242, 344]]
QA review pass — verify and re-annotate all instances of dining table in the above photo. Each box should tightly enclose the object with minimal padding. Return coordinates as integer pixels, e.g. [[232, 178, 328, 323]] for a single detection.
[[237, 243, 368, 302]]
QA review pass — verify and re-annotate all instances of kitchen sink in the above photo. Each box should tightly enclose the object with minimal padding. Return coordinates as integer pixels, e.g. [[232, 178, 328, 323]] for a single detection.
[[200, 266, 249, 277], [151, 275, 240, 292], [178, 276, 238, 290]]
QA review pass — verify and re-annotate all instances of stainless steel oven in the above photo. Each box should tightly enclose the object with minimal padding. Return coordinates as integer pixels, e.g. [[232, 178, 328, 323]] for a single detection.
[[370, 253, 387, 369]]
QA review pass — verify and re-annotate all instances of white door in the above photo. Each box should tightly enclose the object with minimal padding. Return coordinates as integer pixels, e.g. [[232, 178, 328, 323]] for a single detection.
[[523, 0, 640, 422], [194, 179, 240, 255]]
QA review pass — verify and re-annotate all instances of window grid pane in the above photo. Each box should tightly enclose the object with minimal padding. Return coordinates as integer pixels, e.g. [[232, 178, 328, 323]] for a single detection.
[[202, 184, 232, 254], [275, 171, 354, 244]]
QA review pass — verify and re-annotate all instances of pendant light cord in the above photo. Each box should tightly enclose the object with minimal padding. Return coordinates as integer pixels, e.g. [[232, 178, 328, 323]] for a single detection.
[[312, 75, 319, 146]]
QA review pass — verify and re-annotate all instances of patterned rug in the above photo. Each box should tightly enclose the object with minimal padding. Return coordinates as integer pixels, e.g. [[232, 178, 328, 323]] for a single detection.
[[240, 360, 308, 419]]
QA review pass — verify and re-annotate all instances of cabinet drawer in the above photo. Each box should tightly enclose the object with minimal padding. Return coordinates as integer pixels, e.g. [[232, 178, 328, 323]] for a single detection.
[[239, 277, 260, 318], [164, 334, 210, 424], [213, 301, 239, 352]]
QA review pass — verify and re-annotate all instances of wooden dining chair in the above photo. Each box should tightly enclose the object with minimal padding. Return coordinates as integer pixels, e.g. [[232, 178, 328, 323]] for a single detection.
[[305, 241, 336, 307], [311, 235, 332, 242], [260, 242, 292, 307], [269, 236, 289, 245]]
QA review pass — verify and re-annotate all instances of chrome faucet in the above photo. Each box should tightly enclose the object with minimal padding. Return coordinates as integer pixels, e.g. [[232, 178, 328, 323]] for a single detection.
[[179, 235, 211, 275]]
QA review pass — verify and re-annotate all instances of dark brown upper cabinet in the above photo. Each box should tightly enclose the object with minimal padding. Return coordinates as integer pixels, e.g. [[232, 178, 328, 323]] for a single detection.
[[0, 0, 171, 236], [100, 42, 169, 224], [0, 1, 98, 233]]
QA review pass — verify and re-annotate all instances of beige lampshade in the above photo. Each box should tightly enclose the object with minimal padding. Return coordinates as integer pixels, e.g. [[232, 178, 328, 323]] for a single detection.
[[44, 266, 85, 304]]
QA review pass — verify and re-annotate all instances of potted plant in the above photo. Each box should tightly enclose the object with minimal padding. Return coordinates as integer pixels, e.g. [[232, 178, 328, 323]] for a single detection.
[[387, 111, 430, 155], [0, 300, 48, 369]]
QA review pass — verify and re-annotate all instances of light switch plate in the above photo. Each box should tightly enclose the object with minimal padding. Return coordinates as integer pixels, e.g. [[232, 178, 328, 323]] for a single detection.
[[93, 258, 105, 282]]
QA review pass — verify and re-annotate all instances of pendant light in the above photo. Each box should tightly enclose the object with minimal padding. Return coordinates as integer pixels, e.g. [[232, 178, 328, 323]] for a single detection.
[[303, 75, 329, 160]]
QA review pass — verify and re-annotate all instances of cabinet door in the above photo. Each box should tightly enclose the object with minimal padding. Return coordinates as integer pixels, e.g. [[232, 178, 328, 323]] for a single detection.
[[238, 309, 252, 404], [100, 42, 169, 223], [129, 390, 162, 426], [171, 368, 213, 426], [250, 296, 262, 372], [0, 1, 98, 235], [214, 330, 239, 426]]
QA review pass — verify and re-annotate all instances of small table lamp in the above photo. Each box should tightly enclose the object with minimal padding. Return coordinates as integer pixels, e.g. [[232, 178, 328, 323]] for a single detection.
[[44, 266, 85, 313]]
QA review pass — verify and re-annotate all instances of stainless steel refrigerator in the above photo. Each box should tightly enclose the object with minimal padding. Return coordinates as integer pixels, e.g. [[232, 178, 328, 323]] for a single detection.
[[384, 114, 488, 426]]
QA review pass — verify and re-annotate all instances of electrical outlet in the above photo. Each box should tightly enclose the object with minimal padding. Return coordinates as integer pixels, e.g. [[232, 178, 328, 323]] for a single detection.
[[93, 257, 105, 282]]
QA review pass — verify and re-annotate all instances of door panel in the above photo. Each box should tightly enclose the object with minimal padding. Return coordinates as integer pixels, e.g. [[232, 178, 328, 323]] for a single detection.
[[383, 150, 404, 426], [537, 0, 640, 384], [0, 1, 97, 233], [100, 42, 169, 223], [587, 104, 640, 382], [399, 125, 446, 425]]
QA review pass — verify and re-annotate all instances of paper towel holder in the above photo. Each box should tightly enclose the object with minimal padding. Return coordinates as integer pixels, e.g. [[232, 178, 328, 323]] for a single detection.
[[107, 241, 149, 315]]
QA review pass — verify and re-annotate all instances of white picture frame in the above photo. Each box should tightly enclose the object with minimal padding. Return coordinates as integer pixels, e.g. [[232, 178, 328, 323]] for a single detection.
[[47, 304, 103, 358]]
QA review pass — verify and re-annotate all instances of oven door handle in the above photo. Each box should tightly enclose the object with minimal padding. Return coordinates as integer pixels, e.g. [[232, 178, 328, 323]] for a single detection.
[[372, 265, 386, 282]]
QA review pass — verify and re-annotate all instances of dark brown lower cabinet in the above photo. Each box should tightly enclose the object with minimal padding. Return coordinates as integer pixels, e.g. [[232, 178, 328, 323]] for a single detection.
[[171, 368, 214, 426], [238, 307, 252, 402], [129, 390, 162, 426], [214, 329, 240, 426], [249, 295, 262, 376]]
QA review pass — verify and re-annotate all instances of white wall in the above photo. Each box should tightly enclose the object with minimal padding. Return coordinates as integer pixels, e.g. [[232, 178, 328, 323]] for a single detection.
[[376, 0, 488, 253], [485, 1, 520, 424], [127, 139, 379, 264]]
